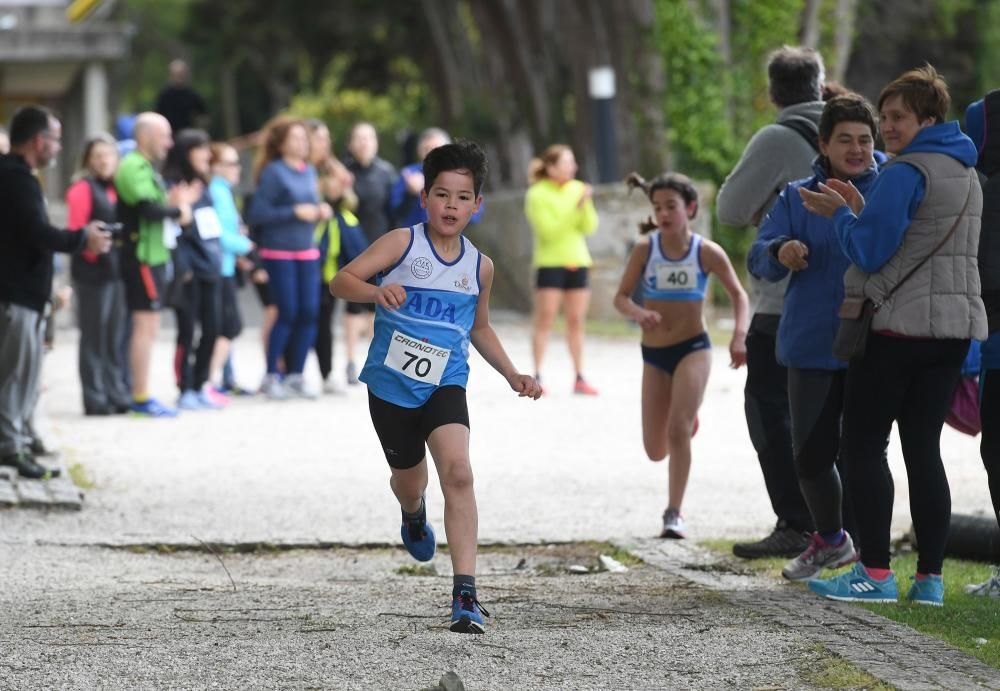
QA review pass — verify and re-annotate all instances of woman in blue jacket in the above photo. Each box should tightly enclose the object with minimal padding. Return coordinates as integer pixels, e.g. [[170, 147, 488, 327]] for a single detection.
[[748, 94, 880, 582]]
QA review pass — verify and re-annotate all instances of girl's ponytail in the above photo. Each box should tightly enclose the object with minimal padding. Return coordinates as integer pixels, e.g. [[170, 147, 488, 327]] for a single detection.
[[626, 172, 657, 234]]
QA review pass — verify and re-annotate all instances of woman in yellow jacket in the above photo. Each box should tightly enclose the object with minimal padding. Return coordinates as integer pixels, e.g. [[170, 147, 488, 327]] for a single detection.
[[525, 144, 599, 394]]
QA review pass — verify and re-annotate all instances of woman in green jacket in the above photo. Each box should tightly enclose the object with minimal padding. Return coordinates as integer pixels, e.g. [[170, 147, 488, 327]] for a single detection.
[[525, 145, 599, 395]]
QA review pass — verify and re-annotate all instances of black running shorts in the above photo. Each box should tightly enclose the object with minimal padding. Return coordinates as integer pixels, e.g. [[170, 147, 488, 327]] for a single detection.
[[368, 385, 470, 469], [120, 250, 166, 311], [536, 266, 589, 290]]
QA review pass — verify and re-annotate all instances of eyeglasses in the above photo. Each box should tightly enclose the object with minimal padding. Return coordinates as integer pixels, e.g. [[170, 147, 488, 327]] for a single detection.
[[219, 160, 241, 167]]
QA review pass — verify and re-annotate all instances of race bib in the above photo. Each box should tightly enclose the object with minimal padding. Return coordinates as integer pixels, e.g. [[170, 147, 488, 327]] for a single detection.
[[194, 206, 223, 240], [656, 265, 697, 290], [384, 330, 450, 385], [163, 219, 181, 250]]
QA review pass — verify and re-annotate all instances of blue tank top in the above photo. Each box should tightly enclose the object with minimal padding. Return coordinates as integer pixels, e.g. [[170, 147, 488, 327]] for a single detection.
[[642, 231, 709, 302], [360, 224, 482, 408]]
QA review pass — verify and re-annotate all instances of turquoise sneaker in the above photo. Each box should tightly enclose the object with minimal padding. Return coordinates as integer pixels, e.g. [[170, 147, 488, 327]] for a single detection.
[[808, 562, 898, 603], [906, 574, 944, 606]]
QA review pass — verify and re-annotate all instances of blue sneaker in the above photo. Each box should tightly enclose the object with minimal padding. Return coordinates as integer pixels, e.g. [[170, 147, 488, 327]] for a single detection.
[[400, 503, 436, 562], [808, 563, 898, 603], [450, 591, 490, 634], [906, 574, 944, 606], [177, 390, 204, 410], [130, 398, 178, 418]]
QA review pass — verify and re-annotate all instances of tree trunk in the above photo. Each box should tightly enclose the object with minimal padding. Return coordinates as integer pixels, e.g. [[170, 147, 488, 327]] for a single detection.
[[800, 0, 821, 49], [832, 0, 859, 83]]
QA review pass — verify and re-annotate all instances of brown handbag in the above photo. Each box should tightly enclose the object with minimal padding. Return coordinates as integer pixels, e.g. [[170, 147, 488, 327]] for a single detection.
[[832, 176, 974, 362]]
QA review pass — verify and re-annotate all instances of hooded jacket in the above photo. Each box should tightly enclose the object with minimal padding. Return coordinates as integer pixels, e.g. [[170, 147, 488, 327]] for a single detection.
[[749, 157, 879, 369], [837, 122, 987, 340], [718, 100, 825, 317]]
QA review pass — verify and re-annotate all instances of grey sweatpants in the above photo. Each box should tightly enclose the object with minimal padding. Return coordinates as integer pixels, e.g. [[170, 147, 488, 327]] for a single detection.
[[0, 302, 44, 457], [75, 280, 131, 411]]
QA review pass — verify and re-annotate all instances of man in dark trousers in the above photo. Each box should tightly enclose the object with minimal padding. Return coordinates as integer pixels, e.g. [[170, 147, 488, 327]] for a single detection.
[[716, 46, 825, 558], [0, 106, 111, 479]]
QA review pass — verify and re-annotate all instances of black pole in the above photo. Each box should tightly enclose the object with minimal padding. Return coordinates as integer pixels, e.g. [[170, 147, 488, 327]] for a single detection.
[[589, 66, 617, 184]]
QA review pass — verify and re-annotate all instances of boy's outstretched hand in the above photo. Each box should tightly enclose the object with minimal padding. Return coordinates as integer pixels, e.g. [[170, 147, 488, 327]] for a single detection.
[[375, 283, 407, 310], [509, 373, 542, 400], [729, 336, 748, 369]]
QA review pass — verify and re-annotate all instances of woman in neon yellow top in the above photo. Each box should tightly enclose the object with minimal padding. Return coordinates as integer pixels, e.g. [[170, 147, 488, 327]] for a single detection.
[[524, 144, 599, 395]]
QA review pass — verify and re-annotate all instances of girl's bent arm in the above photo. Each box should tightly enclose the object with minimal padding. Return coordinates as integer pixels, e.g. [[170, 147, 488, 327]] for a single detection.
[[613, 239, 659, 328], [330, 227, 411, 303], [703, 240, 749, 368]]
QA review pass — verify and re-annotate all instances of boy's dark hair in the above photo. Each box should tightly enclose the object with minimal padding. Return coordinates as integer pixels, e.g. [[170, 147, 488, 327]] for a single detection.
[[163, 128, 211, 183], [422, 139, 488, 196], [878, 64, 950, 125], [626, 171, 699, 233], [9, 106, 54, 146], [819, 93, 877, 142], [767, 46, 825, 108]]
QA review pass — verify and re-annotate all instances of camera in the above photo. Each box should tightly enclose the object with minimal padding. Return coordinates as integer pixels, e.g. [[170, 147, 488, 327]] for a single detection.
[[104, 222, 124, 238]]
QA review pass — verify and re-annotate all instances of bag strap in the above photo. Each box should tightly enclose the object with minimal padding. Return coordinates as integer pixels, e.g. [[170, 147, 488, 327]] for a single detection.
[[778, 119, 820, 153], [880, 173, 975, 305]]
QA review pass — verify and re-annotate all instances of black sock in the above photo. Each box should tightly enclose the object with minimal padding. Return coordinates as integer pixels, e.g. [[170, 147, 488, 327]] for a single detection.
[[453, 574, 476, 598], [402, 497, 425, 524]]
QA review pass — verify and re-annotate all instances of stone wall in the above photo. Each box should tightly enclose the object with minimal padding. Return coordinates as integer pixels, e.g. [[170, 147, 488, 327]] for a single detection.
[[465, 182, 715, 319]]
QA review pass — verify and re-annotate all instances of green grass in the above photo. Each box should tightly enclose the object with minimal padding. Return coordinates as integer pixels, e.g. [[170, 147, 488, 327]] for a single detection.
[[702, 539, 1000, 670], [799, 643, 895, 690], [394, 563, 438, 576], [67, 462, 96, 490]]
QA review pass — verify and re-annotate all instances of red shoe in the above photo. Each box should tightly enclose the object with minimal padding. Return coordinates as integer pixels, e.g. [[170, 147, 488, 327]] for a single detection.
[[573, 377, 599, 396]]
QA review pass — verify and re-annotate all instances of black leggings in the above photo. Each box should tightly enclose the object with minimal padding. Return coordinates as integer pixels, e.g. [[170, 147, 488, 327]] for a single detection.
[[174, 278, 220, 393], [842, 333, 968, 574], [315, 282, 337, 381], [981, 368, 1000, 527], [787, 368, 856, 539]]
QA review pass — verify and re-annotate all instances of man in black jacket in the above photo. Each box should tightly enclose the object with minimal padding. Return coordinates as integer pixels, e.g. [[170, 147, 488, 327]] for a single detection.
[[0, 106, 111, 479]]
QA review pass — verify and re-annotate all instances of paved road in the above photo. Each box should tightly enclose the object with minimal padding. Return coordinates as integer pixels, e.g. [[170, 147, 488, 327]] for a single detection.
[[6, 322, 991, 548]]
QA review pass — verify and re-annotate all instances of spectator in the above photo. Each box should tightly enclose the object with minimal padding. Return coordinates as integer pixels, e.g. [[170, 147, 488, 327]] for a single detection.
[[0, 126, 9, 154], [207, 142, 254, 394], [716, 46, 826, 560], [155, 59, 208, 135], [247, 115, 331, 400], [0, 106, 111, 478], [803, 66, 986, 606], [115, 112, 197, 417], [525, 144, 599, 395], [963, 91, 1000, 597], [390, 127, 450, 229], [343, 121, 396, 384], [65, 133, 131, 416], [164, 129, 225, 410]]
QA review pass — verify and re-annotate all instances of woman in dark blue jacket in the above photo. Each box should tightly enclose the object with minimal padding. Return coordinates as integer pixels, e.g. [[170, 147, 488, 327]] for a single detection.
[[748, 94, 880, 582], [164, 129, 224, 410]]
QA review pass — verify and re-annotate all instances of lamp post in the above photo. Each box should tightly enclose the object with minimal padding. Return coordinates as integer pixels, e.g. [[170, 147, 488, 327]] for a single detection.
[[588, 65, 617, 183]]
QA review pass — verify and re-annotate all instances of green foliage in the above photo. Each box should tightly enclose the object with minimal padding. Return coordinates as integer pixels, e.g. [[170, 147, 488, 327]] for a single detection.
[[290, 55, 432, 161], [976, 0, 1000, 98]]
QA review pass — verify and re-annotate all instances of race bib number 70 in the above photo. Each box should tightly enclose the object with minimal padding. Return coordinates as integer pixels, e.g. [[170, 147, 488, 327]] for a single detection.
[[655, 265, 696, 291], [384, 330, 451, 385]]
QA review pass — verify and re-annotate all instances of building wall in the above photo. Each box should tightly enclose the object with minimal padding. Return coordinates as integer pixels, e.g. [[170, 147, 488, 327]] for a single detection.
[[464, 182, 715, 319]]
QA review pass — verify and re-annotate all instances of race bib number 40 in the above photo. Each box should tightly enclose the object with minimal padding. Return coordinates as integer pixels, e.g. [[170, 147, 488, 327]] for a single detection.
[[656, 265, 696, 290], [384, 330, 451, 385]]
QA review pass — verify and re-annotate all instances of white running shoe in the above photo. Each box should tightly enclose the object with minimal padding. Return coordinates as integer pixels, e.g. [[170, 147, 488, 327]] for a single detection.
[[782, 531, 858, 582], [284, 374, 318, 400], [261, 374, 288, 401], [660, 508, 685, 539], [964, 567, 1000, 598]]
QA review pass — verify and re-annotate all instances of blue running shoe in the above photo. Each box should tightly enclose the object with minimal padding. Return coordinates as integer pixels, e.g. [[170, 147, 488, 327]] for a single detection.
[[808, 563, 898, 603], [401, 506, 436, 562], [450, 591, 490, 634], [177, 390, 204, 410], [906, 574, 944, 606], [130, 398, 179, 418]]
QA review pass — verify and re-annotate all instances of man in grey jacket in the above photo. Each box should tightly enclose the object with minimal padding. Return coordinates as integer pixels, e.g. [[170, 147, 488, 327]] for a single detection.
[[717, 46, 824, 559]]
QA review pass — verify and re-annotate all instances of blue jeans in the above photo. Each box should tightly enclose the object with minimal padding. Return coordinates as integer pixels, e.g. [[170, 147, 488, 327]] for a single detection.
[[263, 258, 320, 375]]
